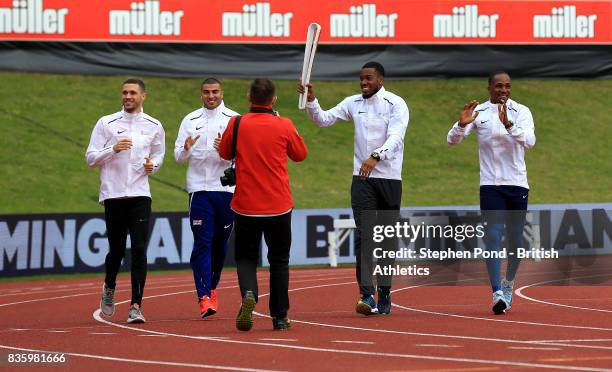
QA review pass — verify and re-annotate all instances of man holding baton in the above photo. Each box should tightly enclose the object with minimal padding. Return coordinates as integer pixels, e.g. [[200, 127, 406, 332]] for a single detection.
[[298, 62, 409, 315]]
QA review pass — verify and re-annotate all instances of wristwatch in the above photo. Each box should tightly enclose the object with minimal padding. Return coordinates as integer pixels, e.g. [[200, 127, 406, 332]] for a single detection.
[[370, 151, 381, 161]]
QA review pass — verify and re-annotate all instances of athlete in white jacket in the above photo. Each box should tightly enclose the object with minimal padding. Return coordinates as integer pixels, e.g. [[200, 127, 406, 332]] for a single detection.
[[86, 78, 165, 324], [174, 78, 238, 318]]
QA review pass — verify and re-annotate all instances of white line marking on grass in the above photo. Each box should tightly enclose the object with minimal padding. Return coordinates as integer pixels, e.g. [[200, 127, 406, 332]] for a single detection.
[[515, 274, 612, 313], [508, 346, 561, 351], [0, 344, 282, 371], [331, 340, 374, 345]]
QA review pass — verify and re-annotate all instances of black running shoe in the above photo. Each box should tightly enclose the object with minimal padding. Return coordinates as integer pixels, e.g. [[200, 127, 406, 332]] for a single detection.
[[377, 287, 391, 315], [272, 317, 292, 331], [236, 291, 256, 331]]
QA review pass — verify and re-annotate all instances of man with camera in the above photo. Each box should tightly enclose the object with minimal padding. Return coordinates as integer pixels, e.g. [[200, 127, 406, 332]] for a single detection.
[[174, 78, 239, 318], [218, 78, 307, 331]]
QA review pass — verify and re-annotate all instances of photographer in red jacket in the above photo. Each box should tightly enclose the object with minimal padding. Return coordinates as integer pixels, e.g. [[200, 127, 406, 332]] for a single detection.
[[218, 78, 308, 331]]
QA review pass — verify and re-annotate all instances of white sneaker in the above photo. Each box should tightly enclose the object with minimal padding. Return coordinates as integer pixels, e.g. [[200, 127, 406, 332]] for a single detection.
[[100, 283, 115, 317], [127, 305, 146, 324], [492, 290, 509, 315], [501, 278, 515, 311]]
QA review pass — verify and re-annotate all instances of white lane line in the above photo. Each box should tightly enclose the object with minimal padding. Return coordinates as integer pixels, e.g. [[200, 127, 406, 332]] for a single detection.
[[138, 334, 168, 337], [259, 338, 299, 342], [94, 281, 612, 370], [0, 344, 282, 372], [251, 281, 612, 352], [93, 309, 611, 372], [0, 282, 192, 299], [416, 344, 462, 348], [539, 356, 612, 363], [531, 339, 612, 343], [391, 302, 612, 332], [331, 340, 374, 345], [0, 275, 354, 307], [515, 274, 612, 313], [48, 330, 70, 333], [508, 346, 561, 351], [89, 332, 116, 335], [391, 277, 612, 332], [0, 273, 345, 299], [9, 328, 30, 331]]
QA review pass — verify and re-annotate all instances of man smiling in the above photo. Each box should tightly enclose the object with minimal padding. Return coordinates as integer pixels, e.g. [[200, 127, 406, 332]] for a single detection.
[[174, 78, 239, 318], [86, 78, 165, 324], [447, 71, 536, 315], [298, 62, 410, 316]]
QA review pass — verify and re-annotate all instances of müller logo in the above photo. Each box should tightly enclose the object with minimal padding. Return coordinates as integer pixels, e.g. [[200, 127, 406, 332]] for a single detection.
[[533, 5, 597, 38], [222, 2, 293, 37], [0, 0, 69, 34], [330, 4, 398, 38], [433, 5, 499, 38], [109, 0, 184, 36]]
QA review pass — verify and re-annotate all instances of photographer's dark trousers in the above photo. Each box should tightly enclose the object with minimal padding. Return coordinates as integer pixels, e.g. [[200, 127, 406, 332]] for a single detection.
[[103, 197, 151, 306], [234, 211, 292, 319], [189, 191, 233, 299], [351, 176, 402, 296]]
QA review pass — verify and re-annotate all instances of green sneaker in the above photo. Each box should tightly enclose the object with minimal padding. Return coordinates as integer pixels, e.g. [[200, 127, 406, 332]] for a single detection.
[[236, 291, 256, 331]]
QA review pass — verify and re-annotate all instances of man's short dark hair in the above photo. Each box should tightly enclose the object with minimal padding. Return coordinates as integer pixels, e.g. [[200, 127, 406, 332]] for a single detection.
[[362, 61, 385, 77], [488, 71, 510, 85], [202, 77, 222, 86], [123, 78, 146, 92], [249, 78, 276, 105]]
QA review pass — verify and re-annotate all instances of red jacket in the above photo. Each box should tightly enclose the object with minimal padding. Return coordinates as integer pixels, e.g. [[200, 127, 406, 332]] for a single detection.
[[219, 105, 308, 215]]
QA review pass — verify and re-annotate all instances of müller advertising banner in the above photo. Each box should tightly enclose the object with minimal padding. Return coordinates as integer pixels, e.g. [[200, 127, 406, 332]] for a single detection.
[[0, 0, 611, 44]]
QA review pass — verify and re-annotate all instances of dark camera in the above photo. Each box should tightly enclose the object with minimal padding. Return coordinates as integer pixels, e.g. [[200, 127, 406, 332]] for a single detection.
[[220, 167, 236, 186]]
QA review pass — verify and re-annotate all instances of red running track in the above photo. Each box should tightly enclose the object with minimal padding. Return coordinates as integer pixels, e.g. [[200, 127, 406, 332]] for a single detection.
[[0, 264, 611, 371]]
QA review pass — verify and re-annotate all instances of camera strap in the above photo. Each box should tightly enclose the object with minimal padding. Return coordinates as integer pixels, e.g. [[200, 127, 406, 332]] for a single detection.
[[230, 115, 241, 166]]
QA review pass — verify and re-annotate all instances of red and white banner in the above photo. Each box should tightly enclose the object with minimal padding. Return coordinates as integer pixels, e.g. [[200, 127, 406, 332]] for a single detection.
[[1, 0, 611, 44]]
